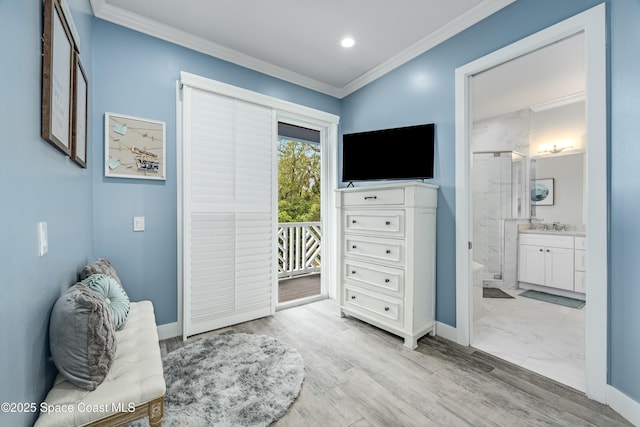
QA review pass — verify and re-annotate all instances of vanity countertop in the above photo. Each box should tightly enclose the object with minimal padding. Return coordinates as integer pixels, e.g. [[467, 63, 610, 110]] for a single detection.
[[519, 229, 586, 237]]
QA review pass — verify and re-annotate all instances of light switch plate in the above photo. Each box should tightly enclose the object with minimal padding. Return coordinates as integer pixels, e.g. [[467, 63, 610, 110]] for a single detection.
[[38, 222, 48, 256], [133, 216, 145, 232]]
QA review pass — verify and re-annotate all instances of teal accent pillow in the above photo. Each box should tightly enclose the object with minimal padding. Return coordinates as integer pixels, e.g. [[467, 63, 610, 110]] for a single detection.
[[49, 283, 116, 390], [82, 274, 130, 330]]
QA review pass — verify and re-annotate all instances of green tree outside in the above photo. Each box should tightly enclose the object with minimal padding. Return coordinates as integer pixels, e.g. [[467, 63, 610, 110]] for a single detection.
[[278, 138, 321, 223]]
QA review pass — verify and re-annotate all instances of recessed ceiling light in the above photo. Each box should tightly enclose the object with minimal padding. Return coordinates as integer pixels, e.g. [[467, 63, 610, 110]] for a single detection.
[[341, 37, 355, 48]]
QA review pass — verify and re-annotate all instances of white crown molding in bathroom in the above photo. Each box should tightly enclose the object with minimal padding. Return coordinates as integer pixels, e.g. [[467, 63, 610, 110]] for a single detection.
[[530, 92, 585, 112]]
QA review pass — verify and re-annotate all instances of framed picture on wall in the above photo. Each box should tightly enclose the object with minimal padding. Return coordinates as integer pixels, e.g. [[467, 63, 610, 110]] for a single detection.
[[104, 113, 166, 180], [71, 52, 88, 168], [531, 178, 554, 206], [41, 0, 75, 156]]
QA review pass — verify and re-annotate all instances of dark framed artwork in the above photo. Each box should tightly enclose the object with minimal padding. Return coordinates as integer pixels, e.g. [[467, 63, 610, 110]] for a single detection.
[[531, 178, 555, 206], [72, 52, 88, 168], [42, 0, 75, 156]]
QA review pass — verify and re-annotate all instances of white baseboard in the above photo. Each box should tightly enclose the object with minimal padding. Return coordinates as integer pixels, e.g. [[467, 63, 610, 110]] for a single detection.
[[157, 322, 179, 340], [608, 385, 640, 426], [435, 321, 457, 342]]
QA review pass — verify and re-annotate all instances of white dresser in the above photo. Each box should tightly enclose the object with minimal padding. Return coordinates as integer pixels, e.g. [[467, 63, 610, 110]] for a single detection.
[[336, 182, 438, 349]]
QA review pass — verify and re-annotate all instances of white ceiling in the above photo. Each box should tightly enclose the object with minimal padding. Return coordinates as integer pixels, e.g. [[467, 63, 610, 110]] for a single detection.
[[90, 0, 515, 98], [472, 33, 585, 121]]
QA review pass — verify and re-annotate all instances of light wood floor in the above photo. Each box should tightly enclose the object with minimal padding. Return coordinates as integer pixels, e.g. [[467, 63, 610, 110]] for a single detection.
[[161, 299, 630, 427]]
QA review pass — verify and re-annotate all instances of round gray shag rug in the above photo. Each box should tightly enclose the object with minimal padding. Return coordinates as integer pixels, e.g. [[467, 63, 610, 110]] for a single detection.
[[132, 333, 304, 427]]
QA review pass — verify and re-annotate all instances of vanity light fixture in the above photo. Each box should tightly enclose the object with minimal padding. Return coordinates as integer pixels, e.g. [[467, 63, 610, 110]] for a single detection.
[[341, 37, 355, 48], [538, 143, 574, 154]]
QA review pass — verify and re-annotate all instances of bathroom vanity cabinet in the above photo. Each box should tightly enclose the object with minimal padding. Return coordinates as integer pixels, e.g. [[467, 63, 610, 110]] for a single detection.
[[518, 232, 586, 296], [574, 236, 587, 293]]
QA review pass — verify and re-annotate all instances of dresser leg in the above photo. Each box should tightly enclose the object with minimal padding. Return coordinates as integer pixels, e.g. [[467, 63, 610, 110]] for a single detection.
[[403, 336, 418, 350]]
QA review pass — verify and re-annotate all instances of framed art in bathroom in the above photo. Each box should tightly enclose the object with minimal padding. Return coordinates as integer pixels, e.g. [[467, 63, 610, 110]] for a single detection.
[[531, 178, 554, 206]]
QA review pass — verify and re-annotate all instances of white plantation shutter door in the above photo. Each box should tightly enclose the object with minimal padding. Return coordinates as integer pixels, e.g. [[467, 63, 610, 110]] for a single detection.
[[182, 85, 275, 337]]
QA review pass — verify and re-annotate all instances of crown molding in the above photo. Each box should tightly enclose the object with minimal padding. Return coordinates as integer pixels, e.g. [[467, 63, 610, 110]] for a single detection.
[[529, 91, 586, 112], [91, 0, 514, 99], [90, 0, 342, 97], [337, 0, 516, 97]]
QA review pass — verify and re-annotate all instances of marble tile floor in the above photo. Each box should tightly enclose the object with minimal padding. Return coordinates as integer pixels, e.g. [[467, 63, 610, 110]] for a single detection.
[[472, 288, 586, 391]]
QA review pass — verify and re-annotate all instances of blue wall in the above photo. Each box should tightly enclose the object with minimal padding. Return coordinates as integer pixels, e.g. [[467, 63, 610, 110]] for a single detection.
[[342, 0, 640, 405], [91, 20, 341, 325], [0, 1, 94, 425], [609, 0, 640, 403]]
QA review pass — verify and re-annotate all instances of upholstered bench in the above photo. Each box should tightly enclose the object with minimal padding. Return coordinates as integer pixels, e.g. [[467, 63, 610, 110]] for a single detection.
[[35, 301, 166, 427]]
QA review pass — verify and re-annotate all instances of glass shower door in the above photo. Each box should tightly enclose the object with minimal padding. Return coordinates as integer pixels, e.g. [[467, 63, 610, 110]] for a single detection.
[[472, 151, 526, 280]]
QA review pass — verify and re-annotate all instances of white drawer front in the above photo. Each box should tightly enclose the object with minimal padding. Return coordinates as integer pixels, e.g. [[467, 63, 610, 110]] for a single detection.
[[575, 249, 586, 272], [345, 235, 404, 266], [574, 271, 586, 293], [344, 210, 405, 237], [342, 187, 405, 206], [345, 287, 402, 327], [519, 233, 574, 249], [575, 236, 587, 250], [344, 260, 404, 297]]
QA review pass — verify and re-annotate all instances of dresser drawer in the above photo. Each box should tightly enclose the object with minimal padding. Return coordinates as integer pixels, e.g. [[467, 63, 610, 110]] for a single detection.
[[344, 210, 404, 238], [345, 287, 403, 327], [342, 187, 405, 206], [344, 259, 404, 298], [345, 235, 404, 266]]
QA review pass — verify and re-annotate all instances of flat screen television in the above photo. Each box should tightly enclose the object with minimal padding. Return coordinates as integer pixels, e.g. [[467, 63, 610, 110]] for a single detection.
[[342, 123, 435, 182]]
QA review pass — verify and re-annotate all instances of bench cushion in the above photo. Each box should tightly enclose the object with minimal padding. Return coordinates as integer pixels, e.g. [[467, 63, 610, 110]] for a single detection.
[[35, 301, 166, 427]]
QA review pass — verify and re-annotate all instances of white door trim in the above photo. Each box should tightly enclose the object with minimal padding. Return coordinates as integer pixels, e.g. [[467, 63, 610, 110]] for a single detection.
[[274, 111, 339, 304], [454, 4, 607, 402]]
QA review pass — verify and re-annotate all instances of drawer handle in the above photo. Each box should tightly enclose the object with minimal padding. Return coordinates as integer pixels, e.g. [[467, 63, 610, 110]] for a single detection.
[[384, 307, 390, 312], [546, 249, 550, 253], [364, 196, 377, 200], [385, 278, 390, 283], [352, 245, 357, 249], [352, 219, 357, 224], [539, 249, 543, 252], [351, 270, 356, 274], [351, 295, 356, 300], [385, 221, 391, 225], [386, 249, 391, 254]]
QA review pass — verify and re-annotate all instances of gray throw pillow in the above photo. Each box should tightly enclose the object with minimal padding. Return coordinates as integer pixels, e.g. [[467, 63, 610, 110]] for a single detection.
[[49, 283, 117, 390], [80, 257, 123, 288]]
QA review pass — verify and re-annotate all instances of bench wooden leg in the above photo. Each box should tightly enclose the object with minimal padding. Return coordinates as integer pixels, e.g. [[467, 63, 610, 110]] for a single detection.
[[149, 397, 164, 427]]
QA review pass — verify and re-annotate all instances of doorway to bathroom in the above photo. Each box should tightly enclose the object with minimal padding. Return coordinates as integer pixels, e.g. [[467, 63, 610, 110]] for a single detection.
[[471, 35, 587, 392], [455, 4, 607, 402]]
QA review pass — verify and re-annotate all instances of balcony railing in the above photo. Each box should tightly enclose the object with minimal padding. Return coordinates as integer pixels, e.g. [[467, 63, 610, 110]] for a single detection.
[[278, 222, 321, 278]]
